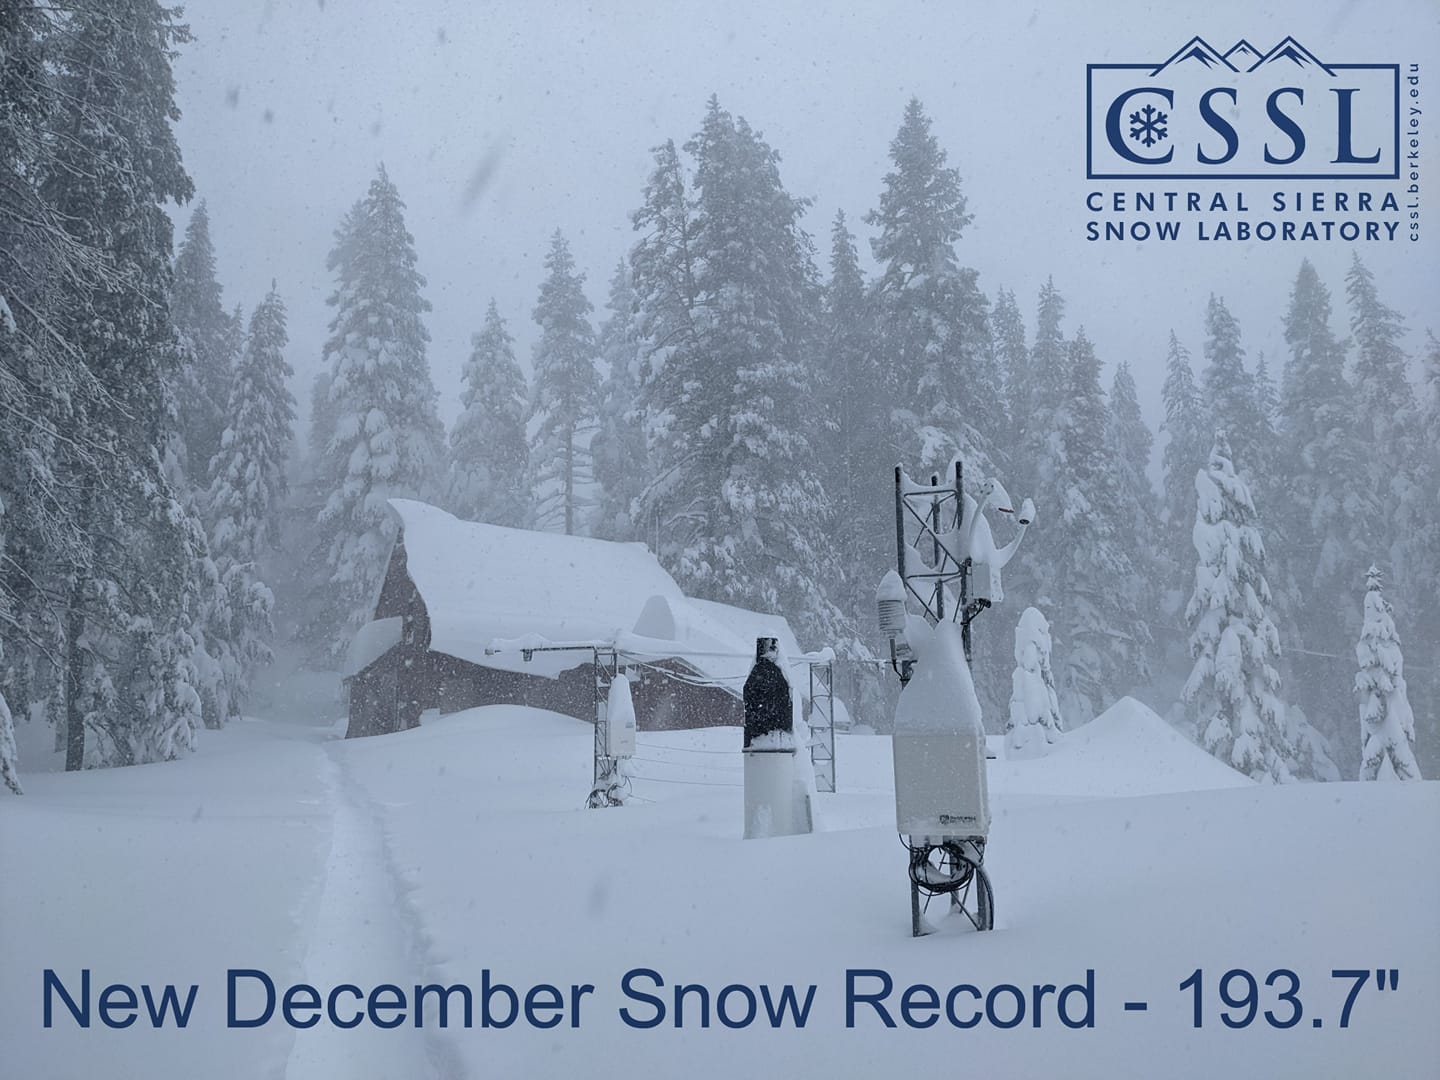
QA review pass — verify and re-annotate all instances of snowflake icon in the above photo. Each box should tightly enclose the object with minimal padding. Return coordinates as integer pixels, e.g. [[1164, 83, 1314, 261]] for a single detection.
[[1128, 103, 1169, 148]]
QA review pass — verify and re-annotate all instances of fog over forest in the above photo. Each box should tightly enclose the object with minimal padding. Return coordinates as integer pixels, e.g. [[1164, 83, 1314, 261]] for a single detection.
[[2, 0, 1438, 792]]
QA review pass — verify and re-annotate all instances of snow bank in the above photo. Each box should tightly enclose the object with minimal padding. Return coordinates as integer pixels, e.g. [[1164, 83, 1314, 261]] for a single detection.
[[1000, 695, 1251, 797], [334, 707, 1435, 1080], [5, 705, 1435, 1080]]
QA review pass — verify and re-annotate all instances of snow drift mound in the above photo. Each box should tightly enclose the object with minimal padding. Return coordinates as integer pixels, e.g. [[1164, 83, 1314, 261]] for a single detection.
[[997, 696, 1251, 798]]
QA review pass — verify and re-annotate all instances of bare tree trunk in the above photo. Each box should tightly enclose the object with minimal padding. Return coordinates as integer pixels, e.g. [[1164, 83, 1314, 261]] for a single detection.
[[64, 595, 85, 771]]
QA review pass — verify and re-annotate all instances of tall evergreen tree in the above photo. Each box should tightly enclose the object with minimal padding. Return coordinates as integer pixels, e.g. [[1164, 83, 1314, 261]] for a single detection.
[[591, 261, 648, 541], [865, 97, 1002, 480], [1246, 348, 1285, 593], [447, 300, 530, 527], [628, 138, 697, 394], [41, 0, 212, 768], [816, 210, 887, 653], [1160, 330, 1210, 580], [993, 286, 1029, 451], [1354, 566, 1421, 780], [1047, 330, 1147, 722], [1274, 259, 1367, 770], [1346, 254, 1417, 578], [0, 0, 64, 786], [633, 98, 843, 646], [285, 366, 337, 655], [630, 137, 704, 554], [171, 201, 238, 479], [307, 166, 443, 663], [1201, 295, 1266, 482], [528, 230, 600, 536], [308, 368, 337, 467], [1013, 279, 1069, 627], [1183, 432, 1292, 783], [204, 285, 295, 716], [1253, 352, 1278, 426], [1107, 360, 1162, 640], [208, 288, 293, 579]]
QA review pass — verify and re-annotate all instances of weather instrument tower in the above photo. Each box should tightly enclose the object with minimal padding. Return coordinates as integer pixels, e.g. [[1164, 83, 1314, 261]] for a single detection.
[[877, 460, 1035, 936]]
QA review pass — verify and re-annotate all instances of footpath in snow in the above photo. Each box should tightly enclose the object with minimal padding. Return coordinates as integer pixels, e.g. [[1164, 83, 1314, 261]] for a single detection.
[[2, 698, 1437, 1079]]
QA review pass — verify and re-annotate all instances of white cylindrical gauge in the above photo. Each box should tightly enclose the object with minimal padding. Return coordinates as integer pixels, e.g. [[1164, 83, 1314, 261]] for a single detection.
[[605, 672, 636, 758], [876, 569, 908, 635]]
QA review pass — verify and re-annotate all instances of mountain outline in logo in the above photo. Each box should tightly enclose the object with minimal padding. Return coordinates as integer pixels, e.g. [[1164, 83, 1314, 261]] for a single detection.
[[1148, 36, 1337, 78]]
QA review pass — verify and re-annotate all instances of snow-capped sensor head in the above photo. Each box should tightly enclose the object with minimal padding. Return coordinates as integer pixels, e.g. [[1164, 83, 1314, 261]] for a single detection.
[[876, 570, 907, 636]]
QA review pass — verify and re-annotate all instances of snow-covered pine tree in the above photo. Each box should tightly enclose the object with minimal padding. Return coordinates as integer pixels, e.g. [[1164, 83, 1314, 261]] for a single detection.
[[993, 287, 1029, 454], [1107, 360, 1162, 644], [528, 230, 601, 535], [1248, 350, 1282, 516], [41, 0, 208, 768], [816, 210, 889, 654], [0, 0, 119, 770], [591, 262, 648, 540], [1200, 295, 1267, 484], [308, 368, 337, 468], [1007, 606, 1063, 758], [1010, 284, 1146, 723], [1010, 278, 1070, 635], [863, 99, 1015, 709], [1159, 330, 1211, 582], [1182, 432, 1292, 782], [171, 201, 239, 481], [633, 98, 844, 647], [307, 166, 444, 664], [629, 138, 698, 393], [1015, 276, 1069, 561], [283, 367, 338, 655], [1355, 566, 1422, 780], [0, 5, 50, 780], [1253, 352, 1278, 426], [629, 137, 704, 552], [447, 300, 530, 527], [1047, 328, 1148, 723], [204, 285, 295, 717], [865, 97, 1003, 480], [1273, 259, 1368, 772], [1027, 279, 1070, 445], [1346, 254, 1418, 584]]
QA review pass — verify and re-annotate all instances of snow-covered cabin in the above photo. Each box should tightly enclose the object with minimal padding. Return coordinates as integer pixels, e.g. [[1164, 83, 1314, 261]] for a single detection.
[[344, 500, 807, 738]]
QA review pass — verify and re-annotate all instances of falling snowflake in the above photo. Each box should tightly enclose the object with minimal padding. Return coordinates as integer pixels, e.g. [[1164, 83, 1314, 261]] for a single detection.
[[1128, 104, 1169, 148]]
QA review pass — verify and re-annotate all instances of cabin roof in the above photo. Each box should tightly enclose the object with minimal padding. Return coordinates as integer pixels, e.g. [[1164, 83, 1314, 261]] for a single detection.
[[348, 499, 807, 691]]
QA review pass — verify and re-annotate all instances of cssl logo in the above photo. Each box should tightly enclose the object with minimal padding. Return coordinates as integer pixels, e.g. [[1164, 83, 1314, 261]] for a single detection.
[[1087, 37, 1399, 179]]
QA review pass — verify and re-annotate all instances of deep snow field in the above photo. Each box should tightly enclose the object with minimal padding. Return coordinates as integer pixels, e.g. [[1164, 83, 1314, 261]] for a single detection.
[[2, 699, 1436, 1079]]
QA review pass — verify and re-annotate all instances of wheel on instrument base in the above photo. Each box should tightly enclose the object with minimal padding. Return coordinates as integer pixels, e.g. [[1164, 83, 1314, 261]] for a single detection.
[[971, 863, 994, 931], [910, 840, 993, 932]]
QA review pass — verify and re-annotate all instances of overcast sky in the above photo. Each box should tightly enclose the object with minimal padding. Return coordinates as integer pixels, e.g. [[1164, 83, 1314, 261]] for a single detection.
[[170, 0, 1440, 458]]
